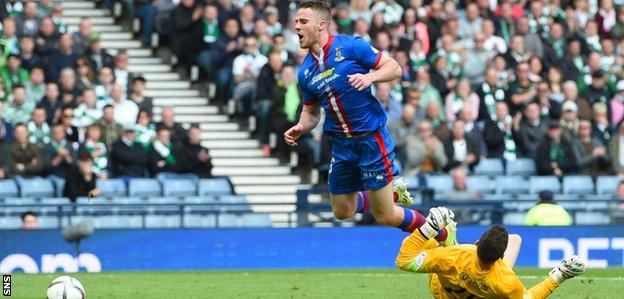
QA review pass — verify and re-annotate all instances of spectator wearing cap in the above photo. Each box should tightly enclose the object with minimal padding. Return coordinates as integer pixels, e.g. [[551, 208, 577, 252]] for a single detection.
[[27, 106, 50, 147], [113, 51, 133, 94], [525, 191, 572, 226], [610, 81, 624, 127], [560, 101, 580, 140], [72, 18, 92, 56], [178, 124, 213, 178], [5, 85, 34, 125], [86, 33, 114, 73], [536, 121, 577, 177], [98, 104, 123, 149], [46, 33, 77, 83], [10, 123, 42, 177], [573, 119, 610, 177], [63, 152, 100, 202], [18, 36, 40, 71], [128, 74, 153, 115], [110, 84, 139, 128], [24, 66, 45, 104], [15, 0, 39, 37], [80, 124, 109, 179], [111, 124, 148, 179], [1, 54, 29, 92], [516, 103, 547, 158], [73, 88, 103, 128], [42, 122, 75, 178], [483, 101, 517, 160], [148, 125, 179, 176]]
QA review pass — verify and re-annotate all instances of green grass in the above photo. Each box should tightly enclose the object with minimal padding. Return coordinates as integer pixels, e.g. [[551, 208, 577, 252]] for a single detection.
[[10, 268, 624, 298]]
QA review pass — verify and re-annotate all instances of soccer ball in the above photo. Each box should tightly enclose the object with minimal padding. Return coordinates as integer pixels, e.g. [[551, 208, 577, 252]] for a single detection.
[[46, 276, 85, 299]]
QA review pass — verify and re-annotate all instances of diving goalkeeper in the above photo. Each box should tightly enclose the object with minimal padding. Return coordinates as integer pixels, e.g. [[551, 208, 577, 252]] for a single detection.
[[395, 207, 586, 298]]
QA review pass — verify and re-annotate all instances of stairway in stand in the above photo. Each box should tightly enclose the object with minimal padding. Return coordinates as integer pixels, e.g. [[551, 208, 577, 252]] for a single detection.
[[61, 0, 304, 226]]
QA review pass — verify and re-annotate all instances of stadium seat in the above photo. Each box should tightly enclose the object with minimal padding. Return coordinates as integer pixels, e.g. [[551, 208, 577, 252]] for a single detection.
[[38, 216, 61, 229], [145, 215, 182, 228], [503, 201, 534, 211], [198, 178, 232, 196], [0, 180, 19, 199], [146, 197, 182, 214], [502, 212, 526, 225], [473, 158, 504, 176], [110, 197, 146, 215], [183, 196, 219, 204], [128, 179, 162, 197], [424, 175, 453, 194], [528, 176, 561, 194], [3, 197, 39, 215], [97, 179, 128, 197], [596, 176, 620, 196], [0, 216, 21, 229], [575, 212, 610, 225], [404, 176, 421, 189], [562, 176, 594, 195], [39, 198, 72, 215], [16, 177, 55, 198], [218, 214, 273, 228], [162, 178, 197, 197], [47, 176, 65, 197], [467, 176, 495, 194], [183, 214, 217, 228], [495, 176, 529, 195], [506, 158, 536, 176], [155, 172, 199, 184], [91, 216, 144, 228]]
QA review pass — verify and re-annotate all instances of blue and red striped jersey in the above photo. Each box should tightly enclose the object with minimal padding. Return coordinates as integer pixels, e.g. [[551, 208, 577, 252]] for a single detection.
[[298, 35, 387, 137]]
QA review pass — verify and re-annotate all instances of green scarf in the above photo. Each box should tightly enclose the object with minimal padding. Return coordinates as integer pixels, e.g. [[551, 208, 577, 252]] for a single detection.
[[284, 82, 300, 123], [27, 121, 51, 146], [153, 140, 176, 165], [550, 142, 566, 163], [85, 140, 108, 175], [203, 19, 220, 44]]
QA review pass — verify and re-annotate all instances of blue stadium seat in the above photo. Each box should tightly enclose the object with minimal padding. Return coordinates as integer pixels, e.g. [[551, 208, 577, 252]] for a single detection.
[[516, 194, 537, 201], [16, 177, 55, 198], [503, 212, 526, 225], [183, 196, 219, 204], [145, 215, 181, 228], [467, 176, 495, 194], [75, 197, 114, 215], [562, 176, 594, 195], [198, 178, 232, 196], [473, 158, 504, 176], [0, 180, 19, 199], [2, 198, 41, 215], [155, 172, 199, 184], [575, 212, 610, 225], [528, 176, 561, 194], [146, 197, 182, 214], [496, 176, 529, 195], [38, 216, 61, 229], [596, 176, 620, 196], [183, 214, 217, 228], [97, 179, 127, 197], [503, 201, 534, 211], [424, 175, 453, 194], [47, 176, 65, 197], [39, 198, 72, 215], [162, 178, 197, 197], [91, 216, 143, 228], [218, 214, 273, 228], [0, 216, 21, 229], [404, 176, 421, 189], [506, 158, 536, 176], [128, 179, 162, 197]]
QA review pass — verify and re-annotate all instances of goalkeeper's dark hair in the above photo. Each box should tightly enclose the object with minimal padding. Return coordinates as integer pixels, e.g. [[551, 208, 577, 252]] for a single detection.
[[476, 225, 508, 265], [298, 0, 331, 22]]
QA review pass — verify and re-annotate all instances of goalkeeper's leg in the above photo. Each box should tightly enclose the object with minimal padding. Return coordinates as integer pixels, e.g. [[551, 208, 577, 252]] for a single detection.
[[526, 255, 586, 299]]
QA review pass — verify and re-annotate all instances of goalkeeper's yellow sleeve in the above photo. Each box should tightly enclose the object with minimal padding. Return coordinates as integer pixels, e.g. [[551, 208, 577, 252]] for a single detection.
[[525, 277, 560, 299], [395, 230, 453, 273]]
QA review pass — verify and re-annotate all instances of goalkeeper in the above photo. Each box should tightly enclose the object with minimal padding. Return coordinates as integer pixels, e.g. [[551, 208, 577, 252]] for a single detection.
[[395, 207, 585, 298]]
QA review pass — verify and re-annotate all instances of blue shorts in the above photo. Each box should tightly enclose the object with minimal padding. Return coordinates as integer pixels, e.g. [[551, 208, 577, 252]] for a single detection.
[[328, 127, 400, 194]]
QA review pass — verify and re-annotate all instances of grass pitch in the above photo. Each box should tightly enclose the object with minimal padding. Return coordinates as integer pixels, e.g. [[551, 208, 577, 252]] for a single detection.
[[10, 268, 624, 298]]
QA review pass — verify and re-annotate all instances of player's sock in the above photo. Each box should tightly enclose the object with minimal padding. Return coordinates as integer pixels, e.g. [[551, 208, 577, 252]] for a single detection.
[[354, 191, 371, 214], [397, 208, 448, 238]]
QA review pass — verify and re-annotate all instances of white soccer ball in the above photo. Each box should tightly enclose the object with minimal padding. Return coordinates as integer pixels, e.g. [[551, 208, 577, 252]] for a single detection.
[[46, 276, 85, 299]]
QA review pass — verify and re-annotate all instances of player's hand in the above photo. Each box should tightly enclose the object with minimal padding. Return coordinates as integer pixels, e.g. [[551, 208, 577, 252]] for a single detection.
[[549, 255, 585, 283], [284, 123, 304, 146], [348, 73, 373, 91]]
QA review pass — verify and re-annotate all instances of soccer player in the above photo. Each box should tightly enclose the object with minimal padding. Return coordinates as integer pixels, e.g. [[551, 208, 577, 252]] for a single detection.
[[284, 0, 452, 241], [396, 207, 586, 298]]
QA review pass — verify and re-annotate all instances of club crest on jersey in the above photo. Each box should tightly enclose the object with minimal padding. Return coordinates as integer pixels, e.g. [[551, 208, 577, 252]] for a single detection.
[[335, 47, 345, 62]]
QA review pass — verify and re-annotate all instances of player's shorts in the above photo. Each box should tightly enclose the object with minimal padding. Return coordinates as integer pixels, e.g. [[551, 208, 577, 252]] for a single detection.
[[327, 126, 400, 194]]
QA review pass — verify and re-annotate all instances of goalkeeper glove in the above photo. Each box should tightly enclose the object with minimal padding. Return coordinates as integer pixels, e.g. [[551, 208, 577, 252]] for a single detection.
[[549, 255, 586, 284], [420, 207, 455, 239]]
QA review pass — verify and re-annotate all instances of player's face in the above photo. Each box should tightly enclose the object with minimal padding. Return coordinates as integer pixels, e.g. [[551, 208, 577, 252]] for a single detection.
[[294, 8, 321, 49]]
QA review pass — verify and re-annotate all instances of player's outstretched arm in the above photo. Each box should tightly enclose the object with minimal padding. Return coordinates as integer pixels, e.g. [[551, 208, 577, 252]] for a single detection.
[[348, 54, 402, 91], [284, 103, 320, 146], [513, 255, 586, 299]]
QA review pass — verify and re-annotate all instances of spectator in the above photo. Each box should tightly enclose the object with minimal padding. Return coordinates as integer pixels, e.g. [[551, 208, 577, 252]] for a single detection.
[[445, 78, 479, 123], [574, 120, 610, 177], [111, 124, 148, 178], [156, 107, 186, 145], [5, 85, 35, 125], [75, 56, 96, 91], [98, 104, 123, 150], [1, 54, 30, 92], [370, 0, 403, 26], [128, 74, 153, 115], [86, 33, 114, 73], [42, 123, 75, 178], [73, 88, 103, 128], [581, 70, 613, 108], [536, 121, 577, 177], [27, 106, 50, 147], [60, 106, 80, 143], [39, 83, 61, 125], [463, 33, 493, 86], [0, 102, 13, 144], [375, 82, 402, 123], [19, 36, 39, 71], [1, 19, 20, 60], [24, 66, 45, 104], [63, 152, 100, 202], [113, 51, 132, 94], [94, 66, 115, 104], [416, 69, 442, 113], [514, 16, 544, 58], [525, 191, 572, 226], [80, 124, 109, 179], [20, 211, 38, 229], [10, 123, 42, 177], [255, 52, 283, 150], [443, 166, 481, 200], [610, 81, 624, 127], [58, 68, 81, 100], [110, 84, 139, 127], [232, 36, 268, 119], [507, 62, 536, 115], [457, 106, 486, 159], [272, 34, 295, 65], [388, 104, 419, 165], [560, 101, 580, 140], [15, 0, 39, 37], [178, 125, 213, 178], [135, 109, 156, 150], [210, 18, 242, 106], [404, 120, 447, 176], [504, 35, 529, 69], [445, 120, 480, 171], [238, 4, 255, 35], [424, 101, 450, 142], [72, 18, 92, 56], [134, 0, 155, 47], [194, 4, 221, 77], [148, 125, 179, 175], [517, 103, 547, 158], [483, 101, 517, 160], [171, 0, 202, 67], [482, 19, 506, 54], [46, 33, 77, 83], [592, 102, 612, 145], [535, 81, 562, 121], [477, 68, 506, 121]]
